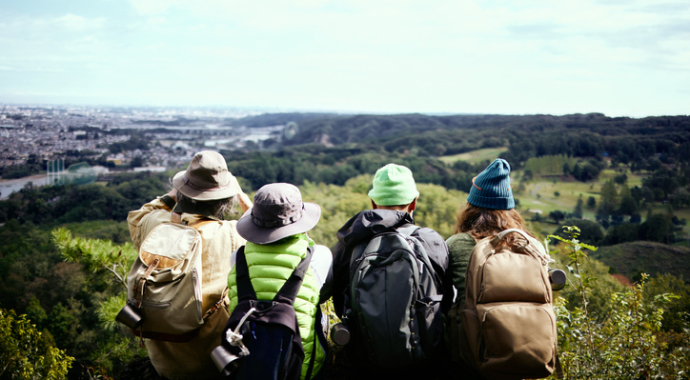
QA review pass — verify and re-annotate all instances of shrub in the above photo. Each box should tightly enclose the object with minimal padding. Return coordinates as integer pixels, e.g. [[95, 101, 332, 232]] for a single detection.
[[547, 227, 690, 379], [0, 308, 74, 380]]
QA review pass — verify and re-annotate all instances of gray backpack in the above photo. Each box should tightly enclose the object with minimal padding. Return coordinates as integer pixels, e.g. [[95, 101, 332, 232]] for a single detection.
[[346, 225, 444, 368]]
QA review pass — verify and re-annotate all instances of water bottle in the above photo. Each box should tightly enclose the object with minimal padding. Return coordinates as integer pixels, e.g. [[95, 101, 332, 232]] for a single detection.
[[549, 269, 567, 291], [330, 323, 350, 346]]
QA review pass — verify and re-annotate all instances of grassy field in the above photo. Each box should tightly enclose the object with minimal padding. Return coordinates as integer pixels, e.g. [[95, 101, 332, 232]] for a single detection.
[[438, 147, 508, 164]]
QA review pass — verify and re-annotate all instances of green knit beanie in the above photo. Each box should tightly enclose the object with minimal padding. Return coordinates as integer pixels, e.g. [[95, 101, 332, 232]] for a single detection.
[[467, 158, 515, 210], [368, 164, 420, 206]]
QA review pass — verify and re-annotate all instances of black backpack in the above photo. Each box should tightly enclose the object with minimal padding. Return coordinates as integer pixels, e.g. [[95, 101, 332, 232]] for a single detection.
[[218, 246, 314, 380], [344, 224, 444, 368]]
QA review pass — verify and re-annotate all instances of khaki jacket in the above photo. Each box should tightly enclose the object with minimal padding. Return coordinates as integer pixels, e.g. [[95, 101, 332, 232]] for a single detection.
[[128, 197, 246, 380]]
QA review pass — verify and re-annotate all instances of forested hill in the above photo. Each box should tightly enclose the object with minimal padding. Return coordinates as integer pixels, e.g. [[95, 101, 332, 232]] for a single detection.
[[235, 112, 690, 165], [220, 113, 690, 192]]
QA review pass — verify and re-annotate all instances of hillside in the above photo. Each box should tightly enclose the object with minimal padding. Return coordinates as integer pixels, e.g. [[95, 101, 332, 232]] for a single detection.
[[592, 241, 690, 280]]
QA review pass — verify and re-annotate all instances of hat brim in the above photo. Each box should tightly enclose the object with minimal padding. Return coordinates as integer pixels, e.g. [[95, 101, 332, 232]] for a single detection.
[[236, 202, 321, 244], [172, 170, 241, 201]]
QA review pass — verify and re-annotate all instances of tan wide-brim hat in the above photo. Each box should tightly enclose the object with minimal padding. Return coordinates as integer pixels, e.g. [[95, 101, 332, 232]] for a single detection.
[[172, 151, 242, 201], [236, 183, 321, 244]]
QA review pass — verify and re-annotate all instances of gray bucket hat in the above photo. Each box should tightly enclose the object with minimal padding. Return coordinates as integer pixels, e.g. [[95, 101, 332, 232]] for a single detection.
[[172, 151, 242, 201], [236, 183, 321, 244]]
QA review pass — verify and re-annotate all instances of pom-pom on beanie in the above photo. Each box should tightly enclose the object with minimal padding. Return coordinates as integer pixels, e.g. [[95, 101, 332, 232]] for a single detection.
[[368, 163, 420, 206], [467, 158, 515, 210]]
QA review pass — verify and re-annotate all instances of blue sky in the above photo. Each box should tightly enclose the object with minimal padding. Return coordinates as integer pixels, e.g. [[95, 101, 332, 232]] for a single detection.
[[1, 0, 689, 117]]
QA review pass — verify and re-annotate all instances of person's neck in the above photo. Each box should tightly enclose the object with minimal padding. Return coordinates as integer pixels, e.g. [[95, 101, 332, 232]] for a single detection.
[[375, 205, 409, 212]]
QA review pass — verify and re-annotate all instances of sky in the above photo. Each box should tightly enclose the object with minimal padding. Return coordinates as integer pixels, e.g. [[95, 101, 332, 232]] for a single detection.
[[0, 0, 689, 117]]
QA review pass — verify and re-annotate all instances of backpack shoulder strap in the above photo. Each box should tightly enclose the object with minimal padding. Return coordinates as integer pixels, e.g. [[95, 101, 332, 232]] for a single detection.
[[273, 246, 314, 305], [235, 246, 257, 302]]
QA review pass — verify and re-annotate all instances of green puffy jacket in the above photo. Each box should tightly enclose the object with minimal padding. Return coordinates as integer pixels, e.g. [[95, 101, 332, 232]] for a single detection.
[[227, 233, 325, 379]]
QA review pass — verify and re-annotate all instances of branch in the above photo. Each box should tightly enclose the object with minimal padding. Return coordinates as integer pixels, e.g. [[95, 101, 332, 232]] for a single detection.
[[105, 265, 127, 291]]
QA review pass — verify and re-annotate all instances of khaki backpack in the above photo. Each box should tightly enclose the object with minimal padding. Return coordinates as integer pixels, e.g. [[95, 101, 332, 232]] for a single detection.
[[121, 219, 225, 342], [453, 228, 557, 380]]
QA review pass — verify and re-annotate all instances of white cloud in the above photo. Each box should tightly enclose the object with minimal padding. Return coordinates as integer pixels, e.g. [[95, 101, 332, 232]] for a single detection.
[[56, 14, 105, 31], [129, 0, 187, 15], [147, 17, 167, 25], [1, 0, 688, 115]]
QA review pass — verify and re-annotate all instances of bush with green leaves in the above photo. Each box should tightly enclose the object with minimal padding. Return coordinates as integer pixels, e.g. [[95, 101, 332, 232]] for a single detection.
[[547, 226, 690, 379], [0, 308, 74, 380]]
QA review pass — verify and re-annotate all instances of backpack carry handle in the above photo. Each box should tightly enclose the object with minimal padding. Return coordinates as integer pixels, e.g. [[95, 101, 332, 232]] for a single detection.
[[491, 228, 531, 245]]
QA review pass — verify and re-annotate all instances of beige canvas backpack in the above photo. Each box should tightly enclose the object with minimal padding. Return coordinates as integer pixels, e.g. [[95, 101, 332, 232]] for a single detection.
[[455, 228, 557, 380], [121, 219, 224, 342]]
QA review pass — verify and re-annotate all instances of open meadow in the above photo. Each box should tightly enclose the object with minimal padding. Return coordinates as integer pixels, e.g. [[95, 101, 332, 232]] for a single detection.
[[438, 147, 508, 164]]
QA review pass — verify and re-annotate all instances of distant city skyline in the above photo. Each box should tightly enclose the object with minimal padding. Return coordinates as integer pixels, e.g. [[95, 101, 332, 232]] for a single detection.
[[1, 0, 689, 118]]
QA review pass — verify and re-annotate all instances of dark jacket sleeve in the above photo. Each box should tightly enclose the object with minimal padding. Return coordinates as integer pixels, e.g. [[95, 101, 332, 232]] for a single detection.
[[414, 228, 454, 313], [330, 240, 351, 318]]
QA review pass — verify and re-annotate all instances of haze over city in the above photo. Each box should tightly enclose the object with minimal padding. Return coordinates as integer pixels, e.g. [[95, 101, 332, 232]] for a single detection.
[[1, 0, 689, 117]]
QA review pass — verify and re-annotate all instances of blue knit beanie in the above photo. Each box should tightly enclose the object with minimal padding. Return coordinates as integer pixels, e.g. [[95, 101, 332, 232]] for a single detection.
[[467, 158, 515, 210]]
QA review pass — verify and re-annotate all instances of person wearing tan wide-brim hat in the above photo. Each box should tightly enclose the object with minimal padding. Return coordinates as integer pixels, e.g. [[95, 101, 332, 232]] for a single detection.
[[167, 150, 252, 222], [127, 150, 252, 380]]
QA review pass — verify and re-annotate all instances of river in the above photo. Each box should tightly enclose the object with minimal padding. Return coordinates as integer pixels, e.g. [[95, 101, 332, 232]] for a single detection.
[[0, 174, 50, 199]]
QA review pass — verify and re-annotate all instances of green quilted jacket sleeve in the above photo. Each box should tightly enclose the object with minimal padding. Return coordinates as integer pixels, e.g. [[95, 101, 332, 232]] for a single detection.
[[446, 233, 476, 308]]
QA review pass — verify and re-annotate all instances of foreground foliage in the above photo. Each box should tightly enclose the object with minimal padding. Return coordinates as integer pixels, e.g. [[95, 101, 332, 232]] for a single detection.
[[0, 308, 74, 380], [51, 228, 145, 378], [548, 227, 690, 379]]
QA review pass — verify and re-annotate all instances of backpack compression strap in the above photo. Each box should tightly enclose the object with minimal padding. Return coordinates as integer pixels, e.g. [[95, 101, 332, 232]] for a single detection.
[[396, 224, 443, 289], [235, 246, 314, 305]]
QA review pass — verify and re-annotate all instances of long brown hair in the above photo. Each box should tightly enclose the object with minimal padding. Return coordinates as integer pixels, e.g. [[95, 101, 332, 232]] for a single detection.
[[454, 202, 533, 242]]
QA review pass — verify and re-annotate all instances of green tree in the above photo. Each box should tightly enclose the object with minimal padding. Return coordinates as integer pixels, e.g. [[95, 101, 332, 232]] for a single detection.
[[616, 184, 639, 216], [597, 180, 619, 219], [549, 210, 565, 224], [601, 223, 640, 246], [554, 219, 604, 246], [670, 188, 690, 208], [638, 213, 674, 244], [572, 197, 583, 219], [0, 309, 74, 380]]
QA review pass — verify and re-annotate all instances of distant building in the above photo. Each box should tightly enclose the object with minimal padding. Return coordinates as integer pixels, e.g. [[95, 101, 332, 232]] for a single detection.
[[133, 166, 166, 173]]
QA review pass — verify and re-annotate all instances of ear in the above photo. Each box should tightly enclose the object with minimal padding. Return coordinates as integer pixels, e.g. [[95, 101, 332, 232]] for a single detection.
[[371, 199, 378, 209], [408, 198, 417, 213]]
